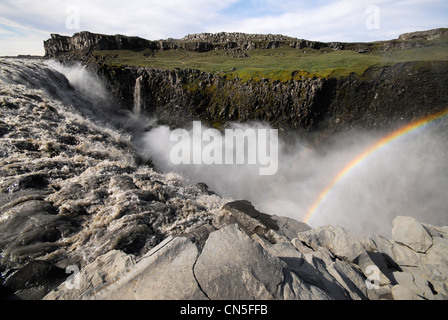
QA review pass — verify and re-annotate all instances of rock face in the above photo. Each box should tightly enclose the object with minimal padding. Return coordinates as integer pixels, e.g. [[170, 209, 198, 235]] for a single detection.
[[44, 201, 448, 300], [43, 30, 448, 132], [44, 29, 448, 58], [392, 216, 433, 253], [94, 61, 448, 132], [43, 32, 176, 57]]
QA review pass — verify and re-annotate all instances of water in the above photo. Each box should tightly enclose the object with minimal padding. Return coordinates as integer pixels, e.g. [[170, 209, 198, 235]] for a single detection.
[[141, 117, 448, 238], [0, 59, 227, 297]]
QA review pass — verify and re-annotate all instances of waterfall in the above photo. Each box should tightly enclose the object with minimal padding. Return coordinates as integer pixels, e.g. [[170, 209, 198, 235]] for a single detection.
[[133, 75, 144, 115]]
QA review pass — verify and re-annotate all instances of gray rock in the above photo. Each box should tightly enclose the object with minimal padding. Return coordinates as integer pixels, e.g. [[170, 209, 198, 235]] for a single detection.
[[326, 259, 369, 300], [371, 235, 395, 259], [391, 285, 425, 300], [423, 236, 448, 265], [402, 264, 448, 297], [266, 241, 304, 274], [422, 223, 447, 238], [297, 225, 366, 262], [298, 249, 350, 300], [270, 215, 311, 241], [354, 251, 393, 286], [92, 236, 207, 300], [194, 224, 285, 299], [392, 216, 433, 253], [221, 200, 279, 236], [392, 241, 423, 267], [291, 237, 315, 254], [281, 270, 331, 300], [372, 233, 423, 267], [391, 271, 435, 299], [44, 249, 135, 300]]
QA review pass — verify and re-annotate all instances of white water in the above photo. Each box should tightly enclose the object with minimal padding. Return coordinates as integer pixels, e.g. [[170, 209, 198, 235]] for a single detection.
[[0, 59, 228, 268]]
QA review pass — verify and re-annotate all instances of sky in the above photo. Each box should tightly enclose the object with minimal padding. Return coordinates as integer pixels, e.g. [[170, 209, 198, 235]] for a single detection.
[[0, 0, 447, 56]]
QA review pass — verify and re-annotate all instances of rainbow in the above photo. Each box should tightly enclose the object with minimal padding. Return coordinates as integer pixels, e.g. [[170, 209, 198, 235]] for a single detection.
[[304, 108, 448, 224]]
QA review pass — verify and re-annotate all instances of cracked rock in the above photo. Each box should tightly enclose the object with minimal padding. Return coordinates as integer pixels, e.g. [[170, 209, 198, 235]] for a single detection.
[[392, 216, 433, 253], [194, 223, 285, 300], [90, 237, 207, 300]]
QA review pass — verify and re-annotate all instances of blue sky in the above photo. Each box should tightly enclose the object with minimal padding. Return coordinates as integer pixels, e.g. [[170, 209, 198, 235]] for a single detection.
[[0, 0, 447, 56]]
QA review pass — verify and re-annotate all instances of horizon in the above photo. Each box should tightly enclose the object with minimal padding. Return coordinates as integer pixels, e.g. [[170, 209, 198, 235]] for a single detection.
[[1, 0, 448, 56], [39, 26, 448, 41], [2, 26, 447, 58]]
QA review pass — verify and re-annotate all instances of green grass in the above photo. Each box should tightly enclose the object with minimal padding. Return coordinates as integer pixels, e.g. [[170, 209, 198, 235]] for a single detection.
[[93, 39, 448, 81]]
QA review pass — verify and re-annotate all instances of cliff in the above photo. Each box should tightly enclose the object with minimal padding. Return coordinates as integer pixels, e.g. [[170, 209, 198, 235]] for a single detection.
[[43, 31, 345, 57], [43, 30, 448, 133], [44, 29, 448, 58], [94, 60, 448, 132]]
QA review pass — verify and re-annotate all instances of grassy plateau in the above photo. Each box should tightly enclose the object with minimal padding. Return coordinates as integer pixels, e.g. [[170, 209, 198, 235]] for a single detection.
[[92, 36, 448, 81]]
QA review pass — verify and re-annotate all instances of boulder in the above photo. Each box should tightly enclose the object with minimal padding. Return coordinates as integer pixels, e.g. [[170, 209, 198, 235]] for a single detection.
[[296, 225, 367, 262], [354, 251, 394, 286], [392, 216, 433, 253], [326, 259, 369, 300], [391, 285, 425, 300], [92, 236, 207, 300], [270, 215, 311, 241], [4, 260, 67, 300], [44, 249, 134, 300], [297, 249, 351, 300], [194, 224, 285, 299], [41, 213, 448, 301], [423, 236, 448, 265], [221, 200, 279, 236]]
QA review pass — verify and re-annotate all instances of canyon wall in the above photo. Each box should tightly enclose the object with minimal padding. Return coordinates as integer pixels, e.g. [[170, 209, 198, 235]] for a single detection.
[[44, 31, 448, 133]]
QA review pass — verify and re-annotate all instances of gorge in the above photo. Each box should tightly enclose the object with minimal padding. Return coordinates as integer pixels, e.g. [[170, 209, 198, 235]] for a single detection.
[[0, 29, 447, 300]]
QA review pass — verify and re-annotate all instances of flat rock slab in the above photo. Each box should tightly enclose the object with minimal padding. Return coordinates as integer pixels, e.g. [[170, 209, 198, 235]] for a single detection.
[[392, 216, 432, 253], [297, 225, 367, 262], [92, 236, 207, 300], [44, 249, 135, 300], [194, 223, 285, 300], [222, 200, 279, 235]]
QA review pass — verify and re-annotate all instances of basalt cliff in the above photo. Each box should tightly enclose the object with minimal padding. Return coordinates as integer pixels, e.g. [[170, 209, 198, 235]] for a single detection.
[[43, 30, 448, 133]]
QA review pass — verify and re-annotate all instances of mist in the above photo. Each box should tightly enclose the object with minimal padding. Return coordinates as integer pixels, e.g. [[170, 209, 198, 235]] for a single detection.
[[135, 118, 448, 237], [49, 60, 448, 238]]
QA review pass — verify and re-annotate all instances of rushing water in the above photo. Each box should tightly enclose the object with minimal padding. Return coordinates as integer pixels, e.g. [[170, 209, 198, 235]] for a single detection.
[[0, 58, 228, 298]]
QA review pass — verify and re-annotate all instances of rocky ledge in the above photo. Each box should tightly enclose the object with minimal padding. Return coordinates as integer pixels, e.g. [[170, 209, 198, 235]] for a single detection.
[[44, 29, 448, 58], [45, 200, 448, 300], [42, 29, 448, 132]]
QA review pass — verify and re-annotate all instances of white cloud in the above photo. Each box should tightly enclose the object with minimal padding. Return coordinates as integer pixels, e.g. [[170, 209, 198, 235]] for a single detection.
[[0, 0, 447, 55], [0, 0, 224, 54], [209, 0, 437, 41]]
